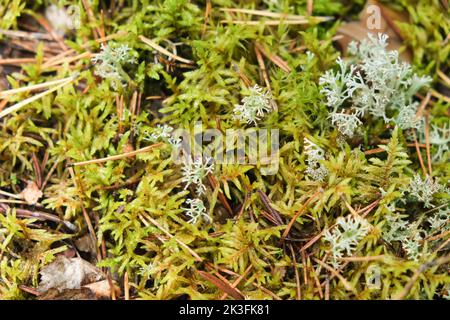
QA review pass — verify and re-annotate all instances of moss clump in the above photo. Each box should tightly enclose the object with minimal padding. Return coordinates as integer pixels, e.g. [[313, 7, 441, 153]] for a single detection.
[[0, 0, 449, 300]]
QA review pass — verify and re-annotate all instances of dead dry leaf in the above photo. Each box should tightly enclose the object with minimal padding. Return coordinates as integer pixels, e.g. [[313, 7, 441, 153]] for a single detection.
[[20, 181, 43, 205], [82, 279, 121, 298], [38, 256, 104, 293]]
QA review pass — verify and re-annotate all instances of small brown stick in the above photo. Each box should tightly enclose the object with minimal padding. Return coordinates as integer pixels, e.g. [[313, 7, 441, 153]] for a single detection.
[[254, 44, 271, 91], [221, 19, 325, 26], [338, 255, 386, 262], [33, 14, 68, 51], [0, 75, 75, 98], [282, 189, 321, 241], [437, 69, 450, 87], [32, 154, 42, 188], [70, 143, 164, 167], [413, 131, 427, 176], [201, 0, 212, 38], [358, 199, 380, 218], [235, 192, 249, 221], [289, 244, 302, 300], [257, 189, 283, 225], [313, 257, 356, 294], [300, 229, 326, 252], [220, 8, 330, 21], [424, 228, 450, 242], [311, 263, 324, 299], [0, 58, 36, 66], [99, 10, 106, 39], [255, 42, 291, 73], [0, 97, 9, 112], [434, 237, 450, 254], [199, 270, 246, 300], [69, 167, 100, 259], [0, 75, 78, 119], [140, 35, 193, 65], [81, 0, 101, 39], [254, 44, 278, 112], [430, 89, 450, 104], [253, 283, 282, 300], [259, 210, 279, 225], [232, 63, 252, 88], [307, 0, 314, 15], [393, 254, 450, 300], [124, 271, 130, 300], [0, 29, 53, 40], [41, 159, 61, 191], [220, 265, 252, 300], [0, 189, 22, 199], [0, 205, 76, 231], [424, 113, 433, 177], [415, 91, 431, 120], [19, 285, 41, 296], [207, 174, 234, 216], [116, 94, 124, 134], [341, 196, 359, 218], [42, 51, 92, 68], [145, 95, 163, 100], [364, 147, 385, 155], [324, 277, 330, 300], [301, 250, 308, 286]]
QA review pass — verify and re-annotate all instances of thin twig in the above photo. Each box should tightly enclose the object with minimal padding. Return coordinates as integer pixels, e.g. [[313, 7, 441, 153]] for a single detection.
[[70, 143, 164, 167], [139, 35, 193, 65], [0, 74, 78, 119], [282, 189, 321, 240]]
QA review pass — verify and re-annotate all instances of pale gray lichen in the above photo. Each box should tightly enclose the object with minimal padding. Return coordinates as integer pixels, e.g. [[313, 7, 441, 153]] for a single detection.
[[324, 215, 371, 268], [181, 156, 214, 195], [303, 137, 328, 182], [183, 198, 210, 224], [320, 33, 431, 137], [407, 174, 444, 208], [233, 85, 272, 125], [92, 43, 136, 90]]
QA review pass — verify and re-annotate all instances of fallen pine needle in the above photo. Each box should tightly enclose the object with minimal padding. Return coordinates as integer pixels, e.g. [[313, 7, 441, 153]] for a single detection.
[[220, 8, 332, 22], [70, 142, 164, 167], [139, 35, 193, 65], [0, 75, 77, 98], [0, 74, 78, 119]]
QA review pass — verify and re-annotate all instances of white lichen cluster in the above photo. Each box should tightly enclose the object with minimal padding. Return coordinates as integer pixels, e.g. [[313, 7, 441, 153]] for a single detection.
[[324, 215, 371, 267], [383, 206, 449, 262], [320, 33, 431, 137], [143, 124, 181, 149], [181, 156, 214, 196], [233, 84, 272, 125], [92, 43, 136, 89], [427, 207, 450, 233], [407, 174, 445, 208], [183, 198, 211, 224], [303, 138, 328, 182], [428, 123, 450, 163]]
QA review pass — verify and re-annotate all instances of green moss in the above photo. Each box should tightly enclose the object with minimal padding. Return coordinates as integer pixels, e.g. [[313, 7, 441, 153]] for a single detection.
[[0, 0, 448, 300]]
